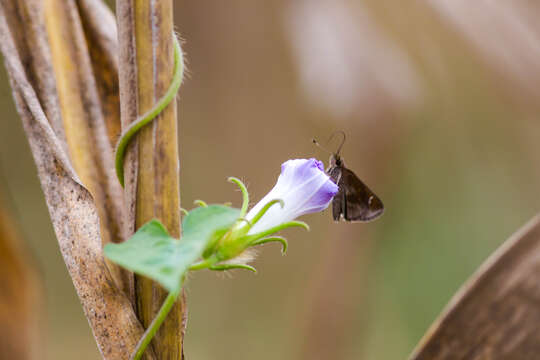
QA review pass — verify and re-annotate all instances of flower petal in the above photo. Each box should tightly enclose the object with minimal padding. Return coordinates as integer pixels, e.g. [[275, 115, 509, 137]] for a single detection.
[[246, 158, 338, 234]]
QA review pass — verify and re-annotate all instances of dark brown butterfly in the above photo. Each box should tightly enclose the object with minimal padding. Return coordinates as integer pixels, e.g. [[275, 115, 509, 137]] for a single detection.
[[313, 132, 384, 222]]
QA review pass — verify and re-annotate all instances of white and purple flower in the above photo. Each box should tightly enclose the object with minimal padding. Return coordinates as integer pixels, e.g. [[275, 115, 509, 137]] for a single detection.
[[207, 158, 338, 269], [245, 158, 338, 234]]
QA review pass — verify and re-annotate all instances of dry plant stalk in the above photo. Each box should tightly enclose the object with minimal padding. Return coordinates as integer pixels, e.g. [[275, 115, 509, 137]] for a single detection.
[[117, 0, 185, 358], [0, 196, 42, 360], [410, 215, 540, 359], [44, 0, 131, 297], [76, 0, 122, 146], [0, 0, 153, 358]]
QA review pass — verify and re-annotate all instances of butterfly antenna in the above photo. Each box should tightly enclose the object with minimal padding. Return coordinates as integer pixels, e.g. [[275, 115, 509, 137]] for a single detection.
[[326, 130, 346, 155], [312, 138, 332, 154]]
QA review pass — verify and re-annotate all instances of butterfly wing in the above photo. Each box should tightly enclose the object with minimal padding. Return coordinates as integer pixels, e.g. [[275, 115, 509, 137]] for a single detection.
[[327, 166, 344, 221], [331, 166, 384, 222]]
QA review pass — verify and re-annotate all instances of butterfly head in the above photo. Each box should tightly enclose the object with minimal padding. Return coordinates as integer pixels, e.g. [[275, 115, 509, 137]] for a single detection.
[[314, 131, 384, 223], [329, 153, 343, 168], [313, 131, 346, 169]]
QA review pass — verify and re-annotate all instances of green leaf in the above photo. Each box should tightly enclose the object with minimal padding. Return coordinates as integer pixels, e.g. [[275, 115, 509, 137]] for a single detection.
[[104, 220, 183, 292], [104, 205, 241, 292], [182, 204, 240, 240]]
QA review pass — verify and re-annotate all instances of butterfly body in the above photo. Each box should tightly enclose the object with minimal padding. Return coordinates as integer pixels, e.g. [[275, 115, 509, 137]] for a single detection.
[[327, 154, 384, 222]]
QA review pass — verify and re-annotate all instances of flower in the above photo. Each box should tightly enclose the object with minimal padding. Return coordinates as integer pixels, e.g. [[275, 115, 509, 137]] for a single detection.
[[194, 158, 338, 272], [245, 158, 338, 234]]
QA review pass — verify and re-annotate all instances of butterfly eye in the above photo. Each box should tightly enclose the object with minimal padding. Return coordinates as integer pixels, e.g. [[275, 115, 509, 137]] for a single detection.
[[368, 196, 374, 206]]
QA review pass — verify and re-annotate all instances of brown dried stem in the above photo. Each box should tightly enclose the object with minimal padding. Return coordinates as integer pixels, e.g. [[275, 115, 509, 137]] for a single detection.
[[116, 0, 185, 358], [76, 0, 122, 147], [44, 0, 131, 297]]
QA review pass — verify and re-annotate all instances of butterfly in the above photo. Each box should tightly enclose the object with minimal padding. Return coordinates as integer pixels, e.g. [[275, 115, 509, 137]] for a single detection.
[[313, 131, 384, 222]]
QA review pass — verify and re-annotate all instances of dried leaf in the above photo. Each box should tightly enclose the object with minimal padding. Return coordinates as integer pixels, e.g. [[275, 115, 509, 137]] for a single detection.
[[410, 215, 540, 359], [76, 0, 121, 146]]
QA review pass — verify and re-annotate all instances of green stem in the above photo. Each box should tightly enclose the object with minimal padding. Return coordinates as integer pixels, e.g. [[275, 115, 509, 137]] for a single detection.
[[115, 34, 184, 187], [131, 289, 181, 360]]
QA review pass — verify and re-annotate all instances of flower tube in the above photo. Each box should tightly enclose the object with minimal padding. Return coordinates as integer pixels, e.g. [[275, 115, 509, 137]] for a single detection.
[[246, 158, 338, 234]]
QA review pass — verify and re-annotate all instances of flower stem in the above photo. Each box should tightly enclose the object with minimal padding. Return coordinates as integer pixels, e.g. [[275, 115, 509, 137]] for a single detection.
[[131, 289, 181, 360]]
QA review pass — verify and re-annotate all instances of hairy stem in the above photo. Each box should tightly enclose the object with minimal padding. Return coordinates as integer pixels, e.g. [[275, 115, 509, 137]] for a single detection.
[[131, 289, 181, 360], [114, 36, 183, 187]]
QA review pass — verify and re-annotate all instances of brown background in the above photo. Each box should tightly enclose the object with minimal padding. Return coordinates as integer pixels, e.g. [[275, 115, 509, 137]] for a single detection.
[[1, 1, 539, 359]]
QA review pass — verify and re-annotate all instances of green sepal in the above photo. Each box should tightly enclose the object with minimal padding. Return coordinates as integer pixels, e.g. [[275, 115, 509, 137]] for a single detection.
[[241, 221, 309, 244], [243, 199, 284, 233], [201, 227, 229, 259], [210, 263, 257, 273], [104, 205, 240, 293], [194, 199, 208, 207], [189, 256, 218, 271], [250, 236, 288, 254], [202, 218, 250, 259], [228, 177, 249, 217], [215, 220, 306, 262]]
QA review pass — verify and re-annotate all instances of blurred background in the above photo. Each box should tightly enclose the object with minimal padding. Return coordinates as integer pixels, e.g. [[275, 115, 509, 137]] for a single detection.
[[1, 0, 540, 359]]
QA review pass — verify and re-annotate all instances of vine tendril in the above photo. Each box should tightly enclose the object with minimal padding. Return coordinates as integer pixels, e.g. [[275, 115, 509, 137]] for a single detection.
[[115, 34, 184, 187]]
